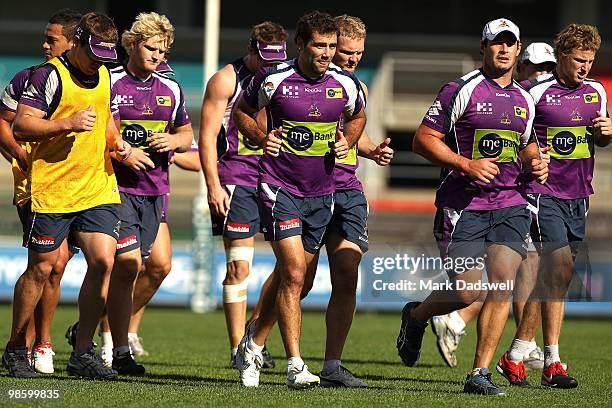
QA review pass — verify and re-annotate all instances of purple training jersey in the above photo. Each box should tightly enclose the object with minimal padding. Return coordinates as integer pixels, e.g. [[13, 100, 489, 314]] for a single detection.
[[523, 73, 608, 199], [243, 60, 365, 197], [110, 66, 190, 196], [217, 58, 263, 187], [422, 69, 535, 210], [1, 67, 33, 113]]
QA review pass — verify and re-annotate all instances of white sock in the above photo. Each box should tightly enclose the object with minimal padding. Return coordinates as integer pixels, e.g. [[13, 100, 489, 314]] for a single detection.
[[287, 356, 305, 371], [128, 332, 138, 340], [448, 311, 466, 333], [508, 338, 532, 363], [100, 331, 113, 348], [231, 347, 238, 358], [471, 367, 485, 377], [113, 345, 130, 357], [322, 359, 341, 374], [544, 344, 560, 367], [525, 340, 537, 355], [248, 338, 264, 354]]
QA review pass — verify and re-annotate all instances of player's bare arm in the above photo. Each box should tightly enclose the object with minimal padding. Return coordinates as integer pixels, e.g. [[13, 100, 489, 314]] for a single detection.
[[172, 150, 201, 171], [0, 109, 27, 169], [413, 123, 500, 183], [199, 64, 238, 217], [13, 103, 97, 141]]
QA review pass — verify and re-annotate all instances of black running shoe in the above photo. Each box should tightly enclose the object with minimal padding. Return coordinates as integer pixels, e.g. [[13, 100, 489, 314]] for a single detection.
[[261, 344, 276, 369], [66, 345, 117, 379], [112, 352, 145, 376], [541, 361, 578, 389], [464, 368, 507, 395], [65, 321, 79, 350], [396, 301, 427, 366], [2, 347, 38, 378]]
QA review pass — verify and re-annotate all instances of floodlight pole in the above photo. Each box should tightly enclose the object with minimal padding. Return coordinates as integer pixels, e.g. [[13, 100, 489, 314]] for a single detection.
[[191, 0, 220, 313]]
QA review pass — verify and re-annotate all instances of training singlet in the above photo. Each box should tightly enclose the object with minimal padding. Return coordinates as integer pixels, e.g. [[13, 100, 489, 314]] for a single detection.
[[216, 58, 263, 187], [19, 54, 120, 213], [0, 66, 34, 206], [334, 112, 362, 192], [110, 66, 190, 196], [523, 73, 608, 199], [421, 68, 535, 211], [243, 59, 365, 197]]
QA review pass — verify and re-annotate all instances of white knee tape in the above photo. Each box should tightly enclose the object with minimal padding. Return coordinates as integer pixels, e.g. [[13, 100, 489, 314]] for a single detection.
[[226, 246, 254, 269], [223, 281, 248, 303]]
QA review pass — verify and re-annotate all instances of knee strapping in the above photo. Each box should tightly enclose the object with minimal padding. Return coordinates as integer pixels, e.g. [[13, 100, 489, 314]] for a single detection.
[[226, 246, 254, 270], [222, 281, 248, 303]]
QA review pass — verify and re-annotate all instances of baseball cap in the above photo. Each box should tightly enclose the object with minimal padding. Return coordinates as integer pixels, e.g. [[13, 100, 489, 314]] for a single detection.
[[521, 42, 556, 64], [250, 39, 287, 62], [482, 18, 520, 42], [75, 26, 117, 63]]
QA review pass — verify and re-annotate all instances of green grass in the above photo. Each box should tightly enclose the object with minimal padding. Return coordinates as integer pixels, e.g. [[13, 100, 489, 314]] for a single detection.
[[0, 305, 611, 407]]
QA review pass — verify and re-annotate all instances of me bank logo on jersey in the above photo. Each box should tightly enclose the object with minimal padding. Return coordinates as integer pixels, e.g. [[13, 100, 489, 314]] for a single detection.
[[156, 95, 171, 106]]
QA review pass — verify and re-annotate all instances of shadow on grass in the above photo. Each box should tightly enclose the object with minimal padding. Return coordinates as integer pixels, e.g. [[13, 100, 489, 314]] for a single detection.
[[300, 356, 445, 368], [362, 373, 463, 385]]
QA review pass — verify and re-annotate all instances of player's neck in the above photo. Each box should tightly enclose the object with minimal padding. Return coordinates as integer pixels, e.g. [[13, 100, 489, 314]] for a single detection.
[[127, 60, 153, 81], [482, 65, 514, 87]]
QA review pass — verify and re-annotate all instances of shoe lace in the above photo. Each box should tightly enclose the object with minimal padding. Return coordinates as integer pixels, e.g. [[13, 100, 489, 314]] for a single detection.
[[549, 361, 568, 376], [338, 365, 358, 379], [12, 352, 34, 371], [482, 372, 499, 388], [451, 329, 466, 347]]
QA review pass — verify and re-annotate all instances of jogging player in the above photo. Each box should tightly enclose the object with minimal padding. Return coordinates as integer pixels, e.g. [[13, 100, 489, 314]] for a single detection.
[[98, 12, 193, 374], [233, 11, 366, 389], [395, 18, 548, 395], [0, 9, 81, 375], [430, 42, 557, 370], [496, 23, 609, 390], [3, 12, 129, 379], [199, 21, 287, 369]]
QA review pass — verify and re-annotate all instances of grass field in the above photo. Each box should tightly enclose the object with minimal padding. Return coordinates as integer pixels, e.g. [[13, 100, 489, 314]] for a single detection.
[[0, 305, 611, 407]]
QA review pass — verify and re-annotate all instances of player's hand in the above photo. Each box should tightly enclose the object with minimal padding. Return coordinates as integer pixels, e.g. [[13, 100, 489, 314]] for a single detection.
[[265, 127, 282, 157], [531, 157, 548, 184], [593, 111, 612, 137], [334, 130, 348, 159], [464, 157, 499, 183], [373, 137, 394, 166], [149, 132, 178, 153], [120, 147, 155, 171], [69, 105, 96, 132], [13, 146, 28, 172], [539, 146, 551, 164], [207, 183, 230, 217]]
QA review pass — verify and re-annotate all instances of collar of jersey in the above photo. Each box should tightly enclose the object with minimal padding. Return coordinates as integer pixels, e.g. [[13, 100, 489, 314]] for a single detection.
[[58, 51, 100, 89], [123, 64, 154, 84], [551, 69, 585, 90], [479, 68, 516, 90]]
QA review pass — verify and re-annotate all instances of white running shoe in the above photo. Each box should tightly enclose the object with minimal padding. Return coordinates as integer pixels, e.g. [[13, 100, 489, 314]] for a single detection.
[[32, 342, 55, 374], [128, 334, 149, 357], [287, 364, 320, 390], [236, 336, 262, 387], [430, 314, 466, 368]]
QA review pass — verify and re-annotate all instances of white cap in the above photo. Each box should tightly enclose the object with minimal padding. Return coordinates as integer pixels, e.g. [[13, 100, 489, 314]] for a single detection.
[[482, 18, 520, 42], [521, 42, 556, 64]]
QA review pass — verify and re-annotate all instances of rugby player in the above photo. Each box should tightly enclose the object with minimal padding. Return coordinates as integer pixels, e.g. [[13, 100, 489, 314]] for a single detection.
[[3, 12, 129, 379], [317, 14, 392, 387], [430, 42, 557, 370], [0, 9, 81, 375], [396, 18, 548, 395], [199, 21, 287, 369], [98, 12, 193, 374], [233, 11, 366, 389], [496, 24, 609, 389]]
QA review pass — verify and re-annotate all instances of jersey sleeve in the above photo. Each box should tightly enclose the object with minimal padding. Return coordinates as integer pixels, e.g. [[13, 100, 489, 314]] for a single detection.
[[0, 69, 31, 112], [19, 64, 60, 116], [172, 83, 190, 127], [343, 72, 365, 117], [421, 81, 461, 134], [520, 93, 536, 148], [243, 67, 272, 110]]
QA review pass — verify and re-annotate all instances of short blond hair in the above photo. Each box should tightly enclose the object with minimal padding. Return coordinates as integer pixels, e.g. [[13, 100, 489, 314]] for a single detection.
[[555, 23, 601, 58], [121, 12, 174, 52], [335, 15, 366, 40]]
